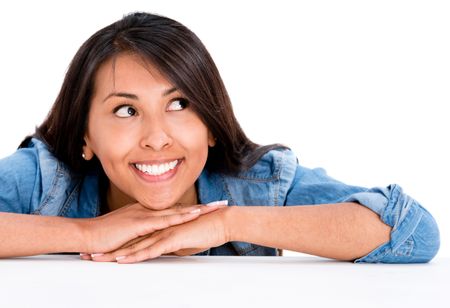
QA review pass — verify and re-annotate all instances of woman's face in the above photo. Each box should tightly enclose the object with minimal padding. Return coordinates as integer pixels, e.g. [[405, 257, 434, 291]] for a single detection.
[[84, 53, 215, 210]]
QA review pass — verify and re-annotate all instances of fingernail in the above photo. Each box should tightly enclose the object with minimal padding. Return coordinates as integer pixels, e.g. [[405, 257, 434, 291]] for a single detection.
[[206, 200, 228, 206], [189, 209, 201, 214], [116, 256, 127, 261], [91, 253, 104, 258]]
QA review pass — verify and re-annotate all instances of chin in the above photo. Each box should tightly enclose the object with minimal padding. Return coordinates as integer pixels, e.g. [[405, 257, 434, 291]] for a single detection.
[[138, 197, 176, 211]]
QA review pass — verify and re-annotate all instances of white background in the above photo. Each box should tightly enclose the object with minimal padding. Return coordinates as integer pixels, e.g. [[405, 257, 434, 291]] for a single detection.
[[0, 0, 448, 257]]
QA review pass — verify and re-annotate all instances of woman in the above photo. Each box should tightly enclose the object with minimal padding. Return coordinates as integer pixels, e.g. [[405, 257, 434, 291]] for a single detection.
[[0, 12, 440, 263]]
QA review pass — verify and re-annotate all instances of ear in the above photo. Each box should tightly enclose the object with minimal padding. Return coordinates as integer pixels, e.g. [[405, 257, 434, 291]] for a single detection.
[[207, 131, 216, 147], [82, 136, 95, 161]]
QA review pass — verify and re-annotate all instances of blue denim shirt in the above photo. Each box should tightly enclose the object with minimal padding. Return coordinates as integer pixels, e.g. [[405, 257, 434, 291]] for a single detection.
[[0, 138, 440, 263]]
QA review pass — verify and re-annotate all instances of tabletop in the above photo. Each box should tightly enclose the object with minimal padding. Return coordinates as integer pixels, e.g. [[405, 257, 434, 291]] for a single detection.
[[1, 254, 448, 308]]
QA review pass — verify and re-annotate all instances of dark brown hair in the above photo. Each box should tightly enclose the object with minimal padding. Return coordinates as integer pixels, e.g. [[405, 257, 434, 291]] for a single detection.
[[24, 12, 287, 175]]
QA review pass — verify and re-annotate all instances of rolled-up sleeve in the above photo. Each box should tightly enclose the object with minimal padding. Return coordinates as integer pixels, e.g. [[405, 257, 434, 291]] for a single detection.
[[285, 165, 440, 263]]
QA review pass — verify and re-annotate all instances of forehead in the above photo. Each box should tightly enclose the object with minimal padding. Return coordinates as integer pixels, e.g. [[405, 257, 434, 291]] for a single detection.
[[93, 53, 173, 94]]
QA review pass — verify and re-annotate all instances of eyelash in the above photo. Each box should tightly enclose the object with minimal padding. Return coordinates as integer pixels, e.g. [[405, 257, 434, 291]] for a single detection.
[[112, 98, 189, 117], [170, 98, 189, 110], [113, 105, 137, 118]]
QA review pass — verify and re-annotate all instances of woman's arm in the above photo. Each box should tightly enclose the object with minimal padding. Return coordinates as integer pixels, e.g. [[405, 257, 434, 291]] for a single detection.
[[282, 163, 440, 263], [0, 212, 85, 257], [224, 203, 391, 261], [0, 203, 220, 258]]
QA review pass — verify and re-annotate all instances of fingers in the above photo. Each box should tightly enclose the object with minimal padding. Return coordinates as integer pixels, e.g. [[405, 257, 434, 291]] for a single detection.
[[153, 204, 198, 216], [121, 234, 151, 249], [82, 200, 228, 263], [139, 202, 225, 235], [79, 253, 92, 260], [118, 231, 159, 250], [91, 233, 162, 262], [116, 232, 206, 263], [151, 200, 228, 217], [81, 211, 198, 262], [206, 200, 228, 206], [116, 236, 174, 264], [148, 211, 198, 233], [179, 200, 227, 217]]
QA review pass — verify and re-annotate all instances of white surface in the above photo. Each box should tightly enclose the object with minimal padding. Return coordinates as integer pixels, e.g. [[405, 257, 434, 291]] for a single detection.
[[0, 0, 448, 257], [0, 254, 448, 308]]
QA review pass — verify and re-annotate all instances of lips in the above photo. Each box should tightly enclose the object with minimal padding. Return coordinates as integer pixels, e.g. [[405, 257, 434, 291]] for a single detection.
[[131, 158, 183, 182]]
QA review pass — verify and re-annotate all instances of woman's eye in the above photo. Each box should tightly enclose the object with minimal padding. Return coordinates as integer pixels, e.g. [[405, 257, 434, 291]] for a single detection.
[[167, 99, 188, 111], [114, 105, 137, 118]]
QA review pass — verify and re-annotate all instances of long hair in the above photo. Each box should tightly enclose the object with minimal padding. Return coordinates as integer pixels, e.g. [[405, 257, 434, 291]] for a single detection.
[[23, 12, 287, 175]]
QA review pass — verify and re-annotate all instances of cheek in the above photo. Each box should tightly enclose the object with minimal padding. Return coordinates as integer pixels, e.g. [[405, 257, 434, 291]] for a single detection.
[[177, 121, 210, 161], [86, 119, 136, 170]]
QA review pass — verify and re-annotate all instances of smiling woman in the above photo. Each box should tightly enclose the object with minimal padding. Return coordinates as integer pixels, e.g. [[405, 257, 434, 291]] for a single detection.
[[85, 54, 214, 211], [0, 12, 440, 264]]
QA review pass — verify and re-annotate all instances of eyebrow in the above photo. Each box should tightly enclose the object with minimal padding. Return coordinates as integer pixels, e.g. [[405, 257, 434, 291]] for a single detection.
[[102, 87, 178, 102]]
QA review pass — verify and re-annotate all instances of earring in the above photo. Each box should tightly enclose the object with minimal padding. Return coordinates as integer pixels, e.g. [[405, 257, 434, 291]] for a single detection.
[[82, 153, 86, 160]]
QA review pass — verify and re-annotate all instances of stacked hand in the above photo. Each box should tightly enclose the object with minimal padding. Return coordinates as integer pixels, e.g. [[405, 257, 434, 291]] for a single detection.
[[79, 200, 229, 263]]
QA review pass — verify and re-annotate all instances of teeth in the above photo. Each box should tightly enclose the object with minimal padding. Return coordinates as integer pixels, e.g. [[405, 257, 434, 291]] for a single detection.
[[135, 160, 179, 176]]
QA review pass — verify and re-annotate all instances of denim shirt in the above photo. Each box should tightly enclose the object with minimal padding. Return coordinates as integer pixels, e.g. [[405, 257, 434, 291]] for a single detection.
[[0, 138, 440, 263]]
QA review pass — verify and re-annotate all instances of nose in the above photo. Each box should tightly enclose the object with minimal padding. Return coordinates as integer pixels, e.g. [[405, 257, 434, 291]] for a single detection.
[[139, 118, 173, 151]]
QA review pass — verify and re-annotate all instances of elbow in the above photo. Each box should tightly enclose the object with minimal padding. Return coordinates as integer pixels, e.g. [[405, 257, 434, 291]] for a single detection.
[[356, 204, 440, 264], [404, 207, 440, 263]]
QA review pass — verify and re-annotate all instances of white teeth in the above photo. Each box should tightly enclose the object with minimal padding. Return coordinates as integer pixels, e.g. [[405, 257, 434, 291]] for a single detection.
[[135, 160, 179, 176]]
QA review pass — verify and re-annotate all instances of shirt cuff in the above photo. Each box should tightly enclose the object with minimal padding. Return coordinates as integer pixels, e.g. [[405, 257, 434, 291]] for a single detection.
[[343, 185, 440, 263]]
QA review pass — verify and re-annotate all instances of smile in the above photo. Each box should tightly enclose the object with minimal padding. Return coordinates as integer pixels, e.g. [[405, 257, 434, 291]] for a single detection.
[[134, 159, 180, 176]]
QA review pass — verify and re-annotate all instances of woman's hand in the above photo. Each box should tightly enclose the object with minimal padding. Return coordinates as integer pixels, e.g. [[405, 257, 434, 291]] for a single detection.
[[90, 206, 232, 263], [78, 202, 222, 257]]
